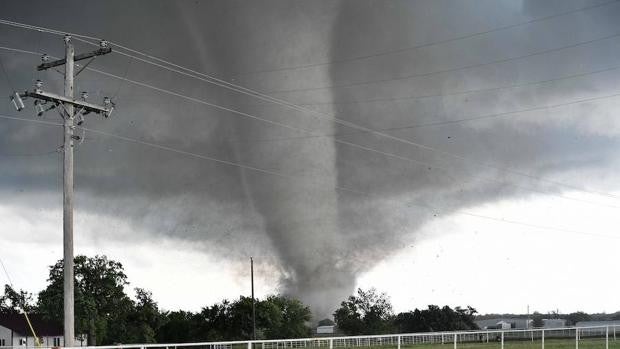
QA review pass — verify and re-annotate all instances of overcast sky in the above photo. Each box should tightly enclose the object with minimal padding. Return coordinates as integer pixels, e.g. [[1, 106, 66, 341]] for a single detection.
[[1, 0, 620, 319]]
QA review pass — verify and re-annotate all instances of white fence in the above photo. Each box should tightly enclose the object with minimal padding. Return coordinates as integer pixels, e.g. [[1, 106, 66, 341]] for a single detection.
[[2, 325, 619, 349]]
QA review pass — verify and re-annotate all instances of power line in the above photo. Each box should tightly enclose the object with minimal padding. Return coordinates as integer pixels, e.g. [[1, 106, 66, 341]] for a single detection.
[[111, 56, 133, 100], [82, 47, 620, 202], [0, 52, 15, 91], [233, 0, 619, 76], [2, 113, 619, 242], [0, 255, 42, 346], [179, 1, 620, 77], [0, 148, 59, 157], [0, 1, 617, 80], [3, 44, 619, 205], [265, 31, 620, 95], [6, 21, 620, 203], [233, 76, 620, 143], [81, 61, 620, 204], [64, 37, 620, 203], [12, 42, 619, 142], [297, 61, 620, 108], [0, 256, 15, 287]]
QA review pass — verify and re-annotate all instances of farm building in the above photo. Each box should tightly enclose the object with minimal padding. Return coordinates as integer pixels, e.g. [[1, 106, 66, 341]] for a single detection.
[[576, 320, 620, 327], [316, 325, 336, 335], [475, 318, 533, 330], [542, 319, 567, 328], [0, 313, 87, 347]]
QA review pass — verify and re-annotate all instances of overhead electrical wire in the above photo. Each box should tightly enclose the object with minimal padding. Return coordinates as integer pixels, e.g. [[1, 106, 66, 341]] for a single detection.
[[264, 31, 620, 94], [232, 74, 620, 143], [52, 34, 620, 203], [57, 52, 620, 204], [298, 61, 620, 107], [230, 0, 620, 76], [2, 43, 620, 206], [1, 113, 619, 242], [0, 256, 41, 347], [0, 50, 15, 91], [3, 43, 620, 213], [0, 149, 59, 157], [62, 42, 620, 202], [0, 0, 617, 80]]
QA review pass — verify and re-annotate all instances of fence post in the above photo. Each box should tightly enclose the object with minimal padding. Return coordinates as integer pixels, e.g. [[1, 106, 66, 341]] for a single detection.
[[486, 332, 489, 343], [501, 332, 504, 349], [398, 336, 401, 349], [329, 339, 333, 349], [248, 342, 252, 349], [454, 333, 457, 349], [442, 334, 444, 345], [607, 327, 609, 349], [542, 329, 545, 349], [576, 328, 579, 349]]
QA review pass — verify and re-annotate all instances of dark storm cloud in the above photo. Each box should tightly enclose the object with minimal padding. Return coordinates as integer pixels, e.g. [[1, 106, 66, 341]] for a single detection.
[[1, 0, 620, 317]]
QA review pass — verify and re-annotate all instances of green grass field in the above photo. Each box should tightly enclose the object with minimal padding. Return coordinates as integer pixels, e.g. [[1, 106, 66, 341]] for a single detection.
[[436, 339, 618, 349]]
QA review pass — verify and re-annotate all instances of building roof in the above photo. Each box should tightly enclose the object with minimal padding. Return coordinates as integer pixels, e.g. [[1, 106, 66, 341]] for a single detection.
[[0, 313, 63, 336], [576, 320, 620, 327], [475, 318, 531, 329]]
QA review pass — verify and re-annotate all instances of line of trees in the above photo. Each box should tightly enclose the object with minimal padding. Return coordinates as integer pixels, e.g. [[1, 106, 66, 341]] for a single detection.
[[15, 255, 609, 345], [333, 288, 478, 335], [1, 255, 312, 345], [1, 256, 482, 344]]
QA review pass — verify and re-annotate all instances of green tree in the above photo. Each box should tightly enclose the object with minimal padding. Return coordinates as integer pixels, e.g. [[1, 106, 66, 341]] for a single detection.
[[0, 284, 35, 314], [334, 288, 395, 335], [394, 305, 477, 332], [194, 295, 312, 341], [318, 318, 335, 326], [566, 312, 592, 326], [123, 288, 163, 344], [261, 295, 312, 339], [37, 255, 150, 345], [156, 311, 195, 343], [532, 312, 544, 328]]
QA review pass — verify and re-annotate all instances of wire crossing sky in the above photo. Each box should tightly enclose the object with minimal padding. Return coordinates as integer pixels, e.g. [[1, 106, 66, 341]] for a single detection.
[[0, 0, 619, 316]]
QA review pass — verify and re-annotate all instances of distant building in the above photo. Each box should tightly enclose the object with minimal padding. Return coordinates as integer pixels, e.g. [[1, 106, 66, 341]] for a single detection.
[[475, 318, 532, 330], [576, 320, 620, 327], [316, 325, 335, 335], [542, 319, 567, 328], [0, 313, 87, 347]]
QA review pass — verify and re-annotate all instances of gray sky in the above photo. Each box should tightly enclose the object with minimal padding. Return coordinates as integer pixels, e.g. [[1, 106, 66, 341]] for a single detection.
[[1, 0, 620, 318]]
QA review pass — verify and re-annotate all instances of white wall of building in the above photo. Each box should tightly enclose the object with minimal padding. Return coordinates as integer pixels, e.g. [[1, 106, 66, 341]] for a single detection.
[[0, 325, 12, 347], [0, 325, 64, 348]]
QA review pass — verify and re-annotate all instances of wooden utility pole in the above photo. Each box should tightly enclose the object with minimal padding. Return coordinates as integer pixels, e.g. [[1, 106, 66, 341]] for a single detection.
[[11, 34, 114, 347], [63, 34, 76, 347]]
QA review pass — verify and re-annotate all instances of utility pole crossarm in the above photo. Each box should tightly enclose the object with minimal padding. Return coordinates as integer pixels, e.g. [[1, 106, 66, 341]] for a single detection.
[[37, 46, 112, 71], [24, 90, 112, 116]]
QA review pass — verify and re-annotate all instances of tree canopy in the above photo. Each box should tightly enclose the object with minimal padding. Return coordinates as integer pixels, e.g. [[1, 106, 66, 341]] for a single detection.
[[0, 284, 35, 314], [333, 288, 395, 335], [37, 255, 155, 345], [394, 305, 478, 333], [333, 289, 478, 335], [13, 255, 312, 345]]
